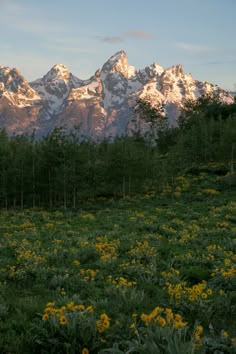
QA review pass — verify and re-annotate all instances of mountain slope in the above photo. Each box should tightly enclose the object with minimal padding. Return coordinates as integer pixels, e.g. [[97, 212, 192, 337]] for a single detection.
[[0, 52, 233, 138]]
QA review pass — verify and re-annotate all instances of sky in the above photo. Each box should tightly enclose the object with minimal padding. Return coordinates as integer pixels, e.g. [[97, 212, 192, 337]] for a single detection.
[[0, 0, 236, 91]]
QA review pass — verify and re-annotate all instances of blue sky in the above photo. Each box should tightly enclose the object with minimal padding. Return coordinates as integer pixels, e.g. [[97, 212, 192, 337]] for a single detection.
[[1, 0, 235, 90]]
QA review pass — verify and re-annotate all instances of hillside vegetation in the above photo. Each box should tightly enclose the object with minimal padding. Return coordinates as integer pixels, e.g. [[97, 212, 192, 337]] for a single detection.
[[0, 95, 235, 353]]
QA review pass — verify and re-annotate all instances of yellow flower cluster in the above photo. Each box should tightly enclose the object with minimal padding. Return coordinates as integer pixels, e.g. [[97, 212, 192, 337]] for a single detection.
[[81, 213, 95, 220], [17, 249, 45, 263], [140, 306, 187, 329], [161, 268, 180, 280], [135, 212, 145, 218], [171, 218, 185, 226], [194, 325, 203, 340], [15, 239, 45, 265], [2, 265, 19, 278], [52, 239, 62, 244], [160, 224, 177, 235], [143, 220, 154, 225], [73, 260, 81, 266], [45, 222, 54, 228], [172, 176, 192, 197], [167, 281, 212, 303], [42, 301, 94, 325], [178, 223, 200, 243], [15, 221, 36, 230], [203, 188, 219, 195], [128, 211, 146, 221], [107, 275, 136, 288], [212, 266, 236, 278], [96, 313, 110, 333], [80, 268, 98, 281], [176, 176, 190, 189], [207, 244, 223, 251], [95, 237, 119, 261], [129, 240, 155, 258], [216, 221, 229, 228]]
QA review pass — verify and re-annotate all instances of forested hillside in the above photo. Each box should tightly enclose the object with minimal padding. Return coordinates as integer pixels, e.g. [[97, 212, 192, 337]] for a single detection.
[[0, 95, 235, 209]]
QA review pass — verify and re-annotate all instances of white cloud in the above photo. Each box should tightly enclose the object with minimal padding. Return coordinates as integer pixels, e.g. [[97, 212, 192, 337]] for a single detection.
[[174, 42, 212, 53], [102, 36, 124, 43], [124, 30, 155, 39], [95, 30, 155, 44]]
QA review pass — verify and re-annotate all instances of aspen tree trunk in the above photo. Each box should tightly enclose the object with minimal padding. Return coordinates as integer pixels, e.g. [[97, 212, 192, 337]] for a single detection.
[[32, 153, 35, 208], [20, 161, 24, 210]]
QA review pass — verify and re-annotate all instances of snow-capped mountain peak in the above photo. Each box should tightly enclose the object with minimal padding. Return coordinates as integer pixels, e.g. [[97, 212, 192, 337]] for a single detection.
[[31, 64, 83, 118], [101, 50, 136, 79], [0, 65, 40, 107], [0, 51, 233, 137], [42, 63, 71, 83]]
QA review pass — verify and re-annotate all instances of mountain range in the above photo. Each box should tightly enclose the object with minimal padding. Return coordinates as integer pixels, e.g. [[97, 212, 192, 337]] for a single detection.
[[0, 50, 233, 138]]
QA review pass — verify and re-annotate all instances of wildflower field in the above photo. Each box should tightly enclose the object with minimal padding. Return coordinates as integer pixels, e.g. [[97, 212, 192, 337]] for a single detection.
[[0, 172, 235, 353]]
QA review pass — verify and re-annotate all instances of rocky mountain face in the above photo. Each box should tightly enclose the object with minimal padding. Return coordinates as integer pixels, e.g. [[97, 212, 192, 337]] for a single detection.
[[0, 51, 233, 138]]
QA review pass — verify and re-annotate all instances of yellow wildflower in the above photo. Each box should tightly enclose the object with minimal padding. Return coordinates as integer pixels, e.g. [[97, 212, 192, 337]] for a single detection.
[[78, 304, 85, 310], [207, 288, 212, 296], [96, 313, 110, 333], [59, 316, 68, 325], [86, 306, 93, 313], [82, 348, 89, 354], [156, 316, 166, 327], [222, 330, 229, 337], [42, 313, 49, 321], [194, 325, 203, 340]]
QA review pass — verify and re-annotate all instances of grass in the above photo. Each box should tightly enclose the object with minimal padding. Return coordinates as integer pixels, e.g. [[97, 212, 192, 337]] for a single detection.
[[0, 170, 235, 353]]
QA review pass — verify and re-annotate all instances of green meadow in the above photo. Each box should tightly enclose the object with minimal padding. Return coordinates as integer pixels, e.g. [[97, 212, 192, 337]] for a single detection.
[[0, 171, 235, 353]]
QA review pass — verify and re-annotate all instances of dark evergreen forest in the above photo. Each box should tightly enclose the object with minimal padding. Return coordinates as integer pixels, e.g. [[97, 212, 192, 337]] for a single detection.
[[0, 95, 235, 209]]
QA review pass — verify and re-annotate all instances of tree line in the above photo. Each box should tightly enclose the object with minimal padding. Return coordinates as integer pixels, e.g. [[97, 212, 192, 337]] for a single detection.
[[0, 95, 235, 209]]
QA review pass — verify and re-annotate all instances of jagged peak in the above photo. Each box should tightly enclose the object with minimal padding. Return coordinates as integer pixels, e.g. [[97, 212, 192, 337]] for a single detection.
[[152, 62, 164, 71], [0, 65, 10, 72], [42, 63, 71, 83], [101, 50, 136, 78], [102, 51, 128, 70], [10, 67, 27, 81], [51, 63, 69, 72], [0, 65, 34, 95], [109, 50, 127, 62], [142, 62, 164, 76], [165, 64, 184, 76], [0, 66, 23, 78], [0, 65, 40, 104], [94, 68, 101, 78], [0, 66, 11, 75]]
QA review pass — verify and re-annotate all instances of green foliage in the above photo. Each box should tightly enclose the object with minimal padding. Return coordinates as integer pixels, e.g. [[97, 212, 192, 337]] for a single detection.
[[0, 172, 235, 352], [178, 93, 236, 129]]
